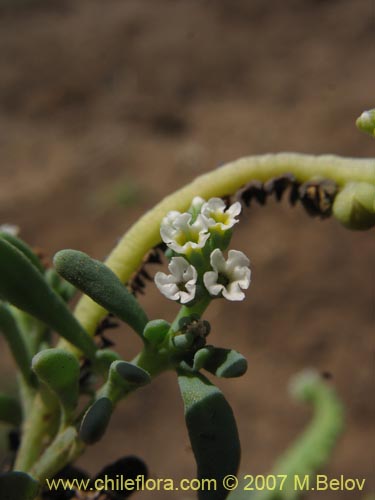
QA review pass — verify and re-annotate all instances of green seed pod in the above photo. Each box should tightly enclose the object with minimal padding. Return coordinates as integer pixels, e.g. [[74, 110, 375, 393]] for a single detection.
[[0, 239, 96, 359], [32, 349, 80, 413], [54, 250, 148, 336], [178, 371, 240, 500], [79, 397, 113, 445], [333, 182, 375, 230], [193, 347, 248, 378], [0, 394, 22, 427], [143, 319, 170, 345], [0, 471, 39, 500], [356, 109, 375, 137], [0, 232, 44, 274], [0, 303, 34, 385]]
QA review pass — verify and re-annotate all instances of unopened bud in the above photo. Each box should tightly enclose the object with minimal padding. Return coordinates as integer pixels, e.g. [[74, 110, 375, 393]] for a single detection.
[[333, 182, 375, 230], [356, 109, 375, 137]]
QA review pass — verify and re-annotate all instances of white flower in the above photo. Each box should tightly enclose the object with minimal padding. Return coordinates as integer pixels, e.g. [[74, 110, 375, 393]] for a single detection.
[[0, 223, 19, 236], [201, 198, 241, 231], [155, 257, 198, 304], [160, 211, 210, 254], [203, 249, 251, 301]]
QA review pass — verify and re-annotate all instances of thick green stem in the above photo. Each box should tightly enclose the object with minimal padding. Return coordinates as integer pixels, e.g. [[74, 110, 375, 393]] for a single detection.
[[14, 393, 58, 473], [170, 298, 211, 332], [70, 153, 375, 338]]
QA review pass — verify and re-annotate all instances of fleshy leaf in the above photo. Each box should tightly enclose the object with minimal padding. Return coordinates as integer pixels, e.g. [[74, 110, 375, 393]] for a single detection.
[[143, 319, 170, 345], [194, 347, 248, 378], [54, 250, 149, 336], [95, 349, 122, 375], [44, 268, 77, 302], [0, 302, 34, 384], [0, 239, 96, 359], [0, 232, 44, 273], [99, 361, 151, 403], [178, 370, 240, 500], [32, 349, 80, 413], [0, 471, 39, 500], [79, 397, 113, 445], [0, 394, 22, 427]]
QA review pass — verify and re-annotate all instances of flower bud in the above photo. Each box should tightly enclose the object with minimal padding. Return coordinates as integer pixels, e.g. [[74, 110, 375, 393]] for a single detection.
[[143, 320, 170, 345], [332, 182, 375, 230], [356, 109, 375, 137]]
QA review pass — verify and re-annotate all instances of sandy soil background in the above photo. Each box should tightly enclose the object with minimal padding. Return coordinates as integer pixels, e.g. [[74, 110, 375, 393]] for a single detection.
[[0, 1, 374, 498]]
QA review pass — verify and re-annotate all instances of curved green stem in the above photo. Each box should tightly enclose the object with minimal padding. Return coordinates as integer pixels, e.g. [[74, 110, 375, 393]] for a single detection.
[[71, 153, 374, 338]]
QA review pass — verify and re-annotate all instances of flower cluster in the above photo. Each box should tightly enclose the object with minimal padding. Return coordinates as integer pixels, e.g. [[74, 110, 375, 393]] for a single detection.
[[155, 197, 251, 304]]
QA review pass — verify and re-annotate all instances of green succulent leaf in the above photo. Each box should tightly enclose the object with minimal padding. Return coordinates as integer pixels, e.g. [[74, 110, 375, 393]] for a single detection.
[[54, 249, 149, 336], [143, 319, 171, 345], [44, 268, 77, 302], [0, 471, 39, 500], [0, 302, 35, 385], [95, 349, 122, 376], [0, 239, 96, 359], [79, 397, 113, 445], [193, 347, 248, 378], [178, 370, 241, 500], [0, 393, 22, 427], [0, 232, 44, 274], [99, 360, 151, 403], [32, 349, 80, 413]]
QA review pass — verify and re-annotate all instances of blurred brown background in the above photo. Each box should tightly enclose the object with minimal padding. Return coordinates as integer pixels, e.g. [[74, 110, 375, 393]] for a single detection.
[[0, 0, 374, 498]]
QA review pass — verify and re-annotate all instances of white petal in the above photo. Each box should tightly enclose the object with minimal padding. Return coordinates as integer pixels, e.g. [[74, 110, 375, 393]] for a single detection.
[[209, 248, 227, 273], [179, 289, 195, 304], [203, 270, 223, 296], [191, 196, 205, 209], [183, 265, 198, 283], [227, 249, 250, 270], [202, 197, 226, 214], [222, 282, 245, 301], [168, 256, 189, 280], [154, 272, 180, 300], [227, 201, 242, 218], [192, 214, 210, 232]]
